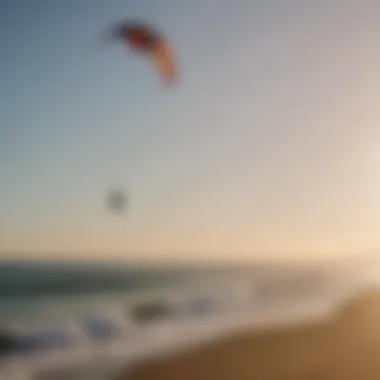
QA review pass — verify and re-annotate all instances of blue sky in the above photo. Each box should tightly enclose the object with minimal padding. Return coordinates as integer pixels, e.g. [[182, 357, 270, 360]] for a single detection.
[[1, 0, 380, 261]]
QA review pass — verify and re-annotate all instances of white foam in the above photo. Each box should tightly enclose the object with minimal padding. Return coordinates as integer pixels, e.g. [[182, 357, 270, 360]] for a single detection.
[[0, 268, 372, 380]]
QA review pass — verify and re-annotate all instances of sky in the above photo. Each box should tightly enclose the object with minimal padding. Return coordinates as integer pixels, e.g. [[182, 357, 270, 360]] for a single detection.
[[1, 0, 380, 262]]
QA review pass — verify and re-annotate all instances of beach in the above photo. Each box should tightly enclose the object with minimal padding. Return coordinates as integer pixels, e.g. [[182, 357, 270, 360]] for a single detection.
[[0, 262, 373, 380], [123, 291, 380, 380]]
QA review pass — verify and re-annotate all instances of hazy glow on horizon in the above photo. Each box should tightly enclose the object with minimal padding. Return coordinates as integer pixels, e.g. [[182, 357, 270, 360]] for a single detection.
[[1, 1, 380, 262]]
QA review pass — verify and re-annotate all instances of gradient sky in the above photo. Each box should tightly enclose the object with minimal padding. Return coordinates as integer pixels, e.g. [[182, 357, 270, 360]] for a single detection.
[[1, 0, 380, 262]]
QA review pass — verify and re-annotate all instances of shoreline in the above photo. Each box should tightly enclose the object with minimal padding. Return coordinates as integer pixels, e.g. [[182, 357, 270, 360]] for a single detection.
[[120, 290, 380, 380]]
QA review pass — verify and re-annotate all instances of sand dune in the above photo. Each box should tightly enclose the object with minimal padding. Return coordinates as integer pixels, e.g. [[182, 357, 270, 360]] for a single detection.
[[121, 291, 380, 380]]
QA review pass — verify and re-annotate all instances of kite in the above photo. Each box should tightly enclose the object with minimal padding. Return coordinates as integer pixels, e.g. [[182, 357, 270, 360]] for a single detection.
[[106, 20, 179, 85]]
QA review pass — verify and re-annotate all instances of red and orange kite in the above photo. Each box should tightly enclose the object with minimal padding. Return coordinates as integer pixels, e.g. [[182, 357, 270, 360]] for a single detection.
[[107, 20, 179, 85]]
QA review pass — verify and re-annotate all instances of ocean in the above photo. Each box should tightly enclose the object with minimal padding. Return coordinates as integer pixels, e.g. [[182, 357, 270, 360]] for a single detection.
[[0, 259, 375, 380]]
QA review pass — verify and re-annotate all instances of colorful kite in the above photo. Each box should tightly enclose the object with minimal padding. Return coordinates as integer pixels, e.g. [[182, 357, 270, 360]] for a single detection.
[[106, 20, 179, 85]]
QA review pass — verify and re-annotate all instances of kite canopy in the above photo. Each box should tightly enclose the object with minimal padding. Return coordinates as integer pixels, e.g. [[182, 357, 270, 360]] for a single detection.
[[106, 20, 179, 84], [111, 22, 162, 51]]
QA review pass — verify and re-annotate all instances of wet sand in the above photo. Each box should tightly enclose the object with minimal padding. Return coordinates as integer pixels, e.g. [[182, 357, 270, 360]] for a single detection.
[[120, 291, 380, 380]]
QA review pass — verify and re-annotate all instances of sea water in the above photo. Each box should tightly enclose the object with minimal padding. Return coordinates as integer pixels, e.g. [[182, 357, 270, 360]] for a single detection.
[[0, 260, 373, 380]]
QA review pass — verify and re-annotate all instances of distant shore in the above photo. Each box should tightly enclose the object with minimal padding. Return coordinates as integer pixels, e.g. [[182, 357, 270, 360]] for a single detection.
[[120, 290, 380, 380]]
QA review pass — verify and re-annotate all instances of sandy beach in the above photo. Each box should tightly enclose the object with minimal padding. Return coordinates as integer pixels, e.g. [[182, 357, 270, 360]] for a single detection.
[[120, 291, 380, 380]]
